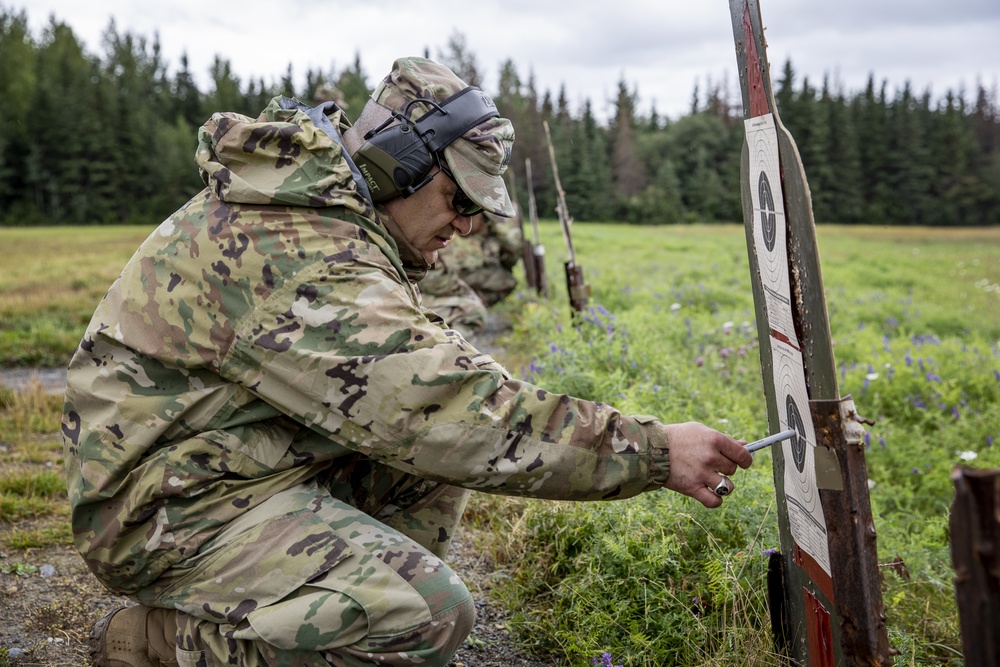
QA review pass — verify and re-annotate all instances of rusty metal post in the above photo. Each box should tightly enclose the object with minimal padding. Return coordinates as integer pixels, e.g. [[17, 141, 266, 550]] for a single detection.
[[951, 466, 1000, 667]]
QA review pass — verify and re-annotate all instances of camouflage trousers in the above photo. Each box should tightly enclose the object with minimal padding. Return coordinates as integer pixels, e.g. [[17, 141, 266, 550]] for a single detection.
[[134, 480, 474, 667]]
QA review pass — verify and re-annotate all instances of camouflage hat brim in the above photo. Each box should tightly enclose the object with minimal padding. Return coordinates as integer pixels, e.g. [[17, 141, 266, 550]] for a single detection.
[[442, 117, 515, 218]]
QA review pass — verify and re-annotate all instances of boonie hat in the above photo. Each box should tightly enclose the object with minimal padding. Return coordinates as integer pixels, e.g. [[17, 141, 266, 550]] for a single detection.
[[372, 57, 516, 217]]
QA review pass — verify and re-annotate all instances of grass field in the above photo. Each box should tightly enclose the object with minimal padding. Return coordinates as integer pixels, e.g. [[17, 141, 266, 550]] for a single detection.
[[1, 222, 999, 665]]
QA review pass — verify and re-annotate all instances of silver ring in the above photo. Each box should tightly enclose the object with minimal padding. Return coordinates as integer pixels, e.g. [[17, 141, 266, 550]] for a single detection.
[[714, 478, 731, 497]]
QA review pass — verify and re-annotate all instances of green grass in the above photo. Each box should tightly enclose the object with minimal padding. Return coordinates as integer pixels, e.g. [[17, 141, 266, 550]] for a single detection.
[[2, 222, 998, 665], [0, 225, 154, 366], [482, 221, 1000, 666]]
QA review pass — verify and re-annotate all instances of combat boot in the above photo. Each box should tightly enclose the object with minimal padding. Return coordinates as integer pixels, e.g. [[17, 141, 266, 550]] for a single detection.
[[89, 605, 179, 667]]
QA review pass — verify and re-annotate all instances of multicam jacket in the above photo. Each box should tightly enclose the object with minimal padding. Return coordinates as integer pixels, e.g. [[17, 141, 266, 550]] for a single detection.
[[62, 97, 671, 596]]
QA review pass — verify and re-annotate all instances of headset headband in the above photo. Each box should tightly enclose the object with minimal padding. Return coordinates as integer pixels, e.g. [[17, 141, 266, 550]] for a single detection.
[[353, 86, 500, 202], [410, 87, 499, 154]]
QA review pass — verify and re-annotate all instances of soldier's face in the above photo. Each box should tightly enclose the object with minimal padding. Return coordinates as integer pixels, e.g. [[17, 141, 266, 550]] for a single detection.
[[384, 167, 474, 264]]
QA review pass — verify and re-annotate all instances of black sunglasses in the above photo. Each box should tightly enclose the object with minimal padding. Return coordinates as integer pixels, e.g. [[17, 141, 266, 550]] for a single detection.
[[438, 162, 484, 217]]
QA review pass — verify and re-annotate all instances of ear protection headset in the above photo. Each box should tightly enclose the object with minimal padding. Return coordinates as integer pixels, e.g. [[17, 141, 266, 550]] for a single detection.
[[353, 86, 499, 203]]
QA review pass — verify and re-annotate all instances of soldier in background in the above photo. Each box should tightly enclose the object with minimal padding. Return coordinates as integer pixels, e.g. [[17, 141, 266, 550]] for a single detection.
[[419, 211, 520, 338], [312, 83, 350, 111], [63, 57, 752, 667]]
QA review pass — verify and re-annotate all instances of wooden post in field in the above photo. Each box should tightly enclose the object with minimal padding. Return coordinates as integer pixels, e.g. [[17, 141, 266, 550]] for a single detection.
[[543, 120, 590, 313], [507, 169, 538, 291], [728, 1, 891, 664], [524, 158, 548, 298], [950, 466, 1000, 667]]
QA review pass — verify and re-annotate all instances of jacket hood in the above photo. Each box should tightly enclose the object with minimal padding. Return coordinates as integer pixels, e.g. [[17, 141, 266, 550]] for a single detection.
[[196, 96, 371, 213]]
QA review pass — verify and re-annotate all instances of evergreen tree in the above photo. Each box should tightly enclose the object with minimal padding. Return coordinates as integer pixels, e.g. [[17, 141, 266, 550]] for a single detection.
[[852, 76, 893, 223], [172, 53, 203, 128], [608, 77, 648, 219], [335, 53, 373, 120], [563, 100, 614, 221], [0, 7, 37, 222], [99, 21, 172, 222], [206, 55, 245, 113], [883, 83, 935, 224], [24, 17, 95, 223], [821, 86, 863, 222], [436, 31, 481, 88]]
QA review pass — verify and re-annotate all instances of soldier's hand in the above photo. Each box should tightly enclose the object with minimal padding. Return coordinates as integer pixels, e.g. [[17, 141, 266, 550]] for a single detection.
[[662, 422, 753, 508]]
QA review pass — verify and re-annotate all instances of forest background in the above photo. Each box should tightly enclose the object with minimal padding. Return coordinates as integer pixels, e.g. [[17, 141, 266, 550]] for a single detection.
[[1, 4, 999, 230]]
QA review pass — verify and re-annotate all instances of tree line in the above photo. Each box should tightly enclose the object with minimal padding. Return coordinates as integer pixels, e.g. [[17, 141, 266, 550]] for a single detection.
[[2, 6, 998, 227]]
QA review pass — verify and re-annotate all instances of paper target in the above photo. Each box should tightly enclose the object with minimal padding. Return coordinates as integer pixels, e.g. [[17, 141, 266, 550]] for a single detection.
[[786, 394, 807, 474], [770, 336, 831, 576], [758, 171, 777, 253], [744, 114, 798, 348]]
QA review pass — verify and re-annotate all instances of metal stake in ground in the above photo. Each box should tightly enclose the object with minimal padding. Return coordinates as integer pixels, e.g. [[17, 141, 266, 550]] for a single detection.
[[728, 1, 890, 664], [542, 120, 590, 313]]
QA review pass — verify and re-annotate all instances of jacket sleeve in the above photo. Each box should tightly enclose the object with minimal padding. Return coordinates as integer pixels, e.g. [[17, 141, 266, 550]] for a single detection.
[[221, 257, 671, 502]]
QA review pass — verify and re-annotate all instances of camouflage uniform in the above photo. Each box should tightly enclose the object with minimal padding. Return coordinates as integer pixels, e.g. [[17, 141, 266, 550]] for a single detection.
[[452, 212, 521, 307], [419, 213, 520, 337], [418, 267, 489, 340], [63, 61, 672, 667]]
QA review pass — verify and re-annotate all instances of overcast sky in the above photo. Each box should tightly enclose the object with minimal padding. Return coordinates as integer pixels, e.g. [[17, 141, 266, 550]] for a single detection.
[[13, 0, 1000, 121]]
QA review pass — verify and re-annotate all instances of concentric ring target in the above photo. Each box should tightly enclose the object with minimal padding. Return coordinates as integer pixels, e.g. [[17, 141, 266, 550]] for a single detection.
[[785, 394, 807, 474], [758, 170, 777, 252]]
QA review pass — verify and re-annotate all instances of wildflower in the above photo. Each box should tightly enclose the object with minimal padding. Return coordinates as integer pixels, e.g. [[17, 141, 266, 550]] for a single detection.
[[864, 432, 871, 448], [719, 347, 732, 359], [653, 384, 659, 392], [763, 548, 778, 557], [695, 355, 704, 367], [879, 436, 886, 449], [911, 468, 919, 474], [670, 302, 682, 312], [952, 406, 960, 419], [988, 435, 994, 448], [592, 653, 623, 667], [865, 371, 879, 381], [868, 479, 877, 490], [958, 451, 978, 461], [723, 321, 734, 334]]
